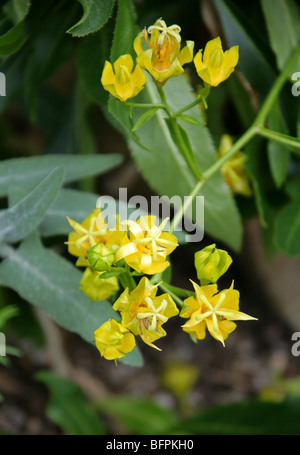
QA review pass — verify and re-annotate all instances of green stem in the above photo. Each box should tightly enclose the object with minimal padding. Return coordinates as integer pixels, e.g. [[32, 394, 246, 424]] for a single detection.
[[168, 45, 300, 236], [202, 126, 257, 180], [159, 282, 184, 307], [173, 83, 211, 116], [169, 179, 205, 233], [257, 126, 300, 151], [253, 44, 300, 127], [160, 282, 194, 298], [125, 102, 165, 109], [156, 85, 203, 180]]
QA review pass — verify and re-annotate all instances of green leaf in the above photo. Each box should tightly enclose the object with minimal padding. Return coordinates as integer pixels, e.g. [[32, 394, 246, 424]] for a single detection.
[[3, 0, 31, 23], [0, 154, 122, 197], [67, 0, 115, 37], [132, 107, 160, 132], [110, 0, 137, 62], [0, 305, 19, 330], [0, 233, 115, 341], [97, 396, 178, 435], [110, 74, 242, 251], [267, 102, 291, 188], [261, 0, 300, 76], [0, 0, 31, 56], [213, 0, 276, 95], [36, 371, 105, 435], [285, 176, 300, 200], [175, 114, 205, 126], [0, 232, 143, 367], [274, 199, 300, 257], [179, 398, 300, 435], [0, 167, 64, 244]]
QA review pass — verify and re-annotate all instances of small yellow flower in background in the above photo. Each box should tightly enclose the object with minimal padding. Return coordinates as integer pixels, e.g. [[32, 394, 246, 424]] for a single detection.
[[66, 209, 125, 267], [114, 216, 178, 275], [195, 243, 232, 286], [101, 54, 146, 102], [180, 281, 257, 346], [94, 319, 135, 360], [194, 37, 238, 87], [113, 276, 179, 350], [218, 134, 252, 197], [80, 267, 119, 301], [134, 18, 194, 86]]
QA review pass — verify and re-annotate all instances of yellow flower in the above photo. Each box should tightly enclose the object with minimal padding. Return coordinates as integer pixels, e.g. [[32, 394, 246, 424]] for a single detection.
[[101, 54, 146, 102], [194, 37, 239, 87], [66, 209, 125, 267], [114, 216, 178, 275], [134, 18, 194, 86], [180, 281, 257, 346], [79, 267, 119, 301], [194, 243, 232, 285], [218, 134, 252, 197], [94, 319, 135, 360], [113, 276, 179, 350]]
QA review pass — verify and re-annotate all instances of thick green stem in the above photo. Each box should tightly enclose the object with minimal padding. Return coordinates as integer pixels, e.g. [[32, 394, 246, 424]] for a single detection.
[[257, 126, 300, 151], [253, 44, 300, 127], [169, 179, 205, 233]]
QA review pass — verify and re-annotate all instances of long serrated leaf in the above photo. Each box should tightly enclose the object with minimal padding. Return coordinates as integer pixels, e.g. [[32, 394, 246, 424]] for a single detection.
[[67, 0, 115, 37], [110, 0, 137, 62], [0, 232, 143, 366], [0, 167, 64, 243], [0, 154, 122, 197]]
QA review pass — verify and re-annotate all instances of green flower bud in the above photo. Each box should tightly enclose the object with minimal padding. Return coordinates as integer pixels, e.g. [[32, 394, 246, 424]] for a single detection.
[[194, 244, 232, 285], [87, 243, 115, 272]]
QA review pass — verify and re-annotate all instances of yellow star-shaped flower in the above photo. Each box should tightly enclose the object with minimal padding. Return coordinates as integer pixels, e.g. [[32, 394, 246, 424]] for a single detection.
[[180, 280, 257, 346]]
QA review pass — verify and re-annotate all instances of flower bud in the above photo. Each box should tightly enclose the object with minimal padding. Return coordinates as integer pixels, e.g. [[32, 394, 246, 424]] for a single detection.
[[87, 243, 115, 272], [194, 244, 232, 285]]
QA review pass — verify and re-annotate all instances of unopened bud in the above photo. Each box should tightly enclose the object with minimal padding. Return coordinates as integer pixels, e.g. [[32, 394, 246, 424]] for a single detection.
[[88, 243, 115, 272], [194, 244, 232, 285]]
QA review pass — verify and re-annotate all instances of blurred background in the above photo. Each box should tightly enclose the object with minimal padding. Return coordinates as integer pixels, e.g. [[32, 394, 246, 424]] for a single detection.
[[0, 0, 300, 435]]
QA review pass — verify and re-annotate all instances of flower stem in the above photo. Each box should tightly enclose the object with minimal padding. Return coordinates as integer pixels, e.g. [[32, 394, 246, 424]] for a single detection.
[[173, 83, 211, 116], [169, 179, 205, 233], [156, 85, 203, 180], [125, 101, 165, 109], [257, 126, 300, 151], [159, 282, 184, 307]]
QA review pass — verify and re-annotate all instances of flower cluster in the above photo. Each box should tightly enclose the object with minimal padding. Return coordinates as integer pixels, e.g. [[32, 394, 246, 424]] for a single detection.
[[67, 207, 256, 360], [101, 18, 239, 98], [67, 210, 180, 359]]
